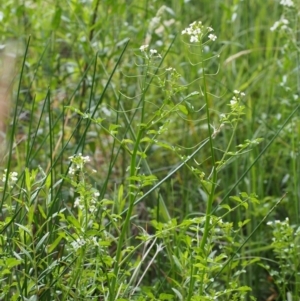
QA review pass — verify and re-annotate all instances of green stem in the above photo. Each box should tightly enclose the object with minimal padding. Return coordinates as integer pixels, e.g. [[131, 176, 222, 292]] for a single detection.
[[109, 61, 148, 300], [188, 52, 217, 300]]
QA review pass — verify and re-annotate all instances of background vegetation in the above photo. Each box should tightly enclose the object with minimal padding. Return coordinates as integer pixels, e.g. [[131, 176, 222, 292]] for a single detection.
[[0, 0, 299, 300]]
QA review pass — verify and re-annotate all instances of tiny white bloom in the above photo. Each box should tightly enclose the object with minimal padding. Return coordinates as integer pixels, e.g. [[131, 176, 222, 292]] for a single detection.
[[270, 21, 280, 31], [208, 34, 217, 41], [150, 49, 157, 54], [270, 18, 289, 31], [190, 35, 199, 43], [74, 197, 81, 208], [69, 167, 75, 175], [280, 0, 294, 7], [83, 156, 90, 163], [89, 205, 96, 213], [140, 44, 149, 52], [11, 172, 18, 182], [282, 19, 289, 24]]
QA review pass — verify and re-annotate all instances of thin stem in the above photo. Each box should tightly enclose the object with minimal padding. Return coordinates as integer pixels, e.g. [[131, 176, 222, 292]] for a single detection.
[[109, 59, 149, 300]]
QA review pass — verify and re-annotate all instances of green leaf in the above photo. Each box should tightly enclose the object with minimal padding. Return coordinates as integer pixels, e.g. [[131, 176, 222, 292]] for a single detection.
[[230, 196, 242, 203], [220, 204, 231, 211], [178, 104, 188, 115], [159, 293, 174, 300], [238, 219, 251, 228], [67, 215, 81, 229], [38, 205, 47, 219], [25, 168, 31, 192], [6, 257, 22, 268], [47, 233, 66, 253], [15, 223, 32, 236], [35, 232, 50, 251], [172, 254, 183, 270], [51, 6, 62, 30], [172, 288, 183, 300]]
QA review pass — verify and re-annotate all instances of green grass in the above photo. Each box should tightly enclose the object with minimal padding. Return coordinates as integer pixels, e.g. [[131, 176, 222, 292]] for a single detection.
[[0, 0, 299, 300]]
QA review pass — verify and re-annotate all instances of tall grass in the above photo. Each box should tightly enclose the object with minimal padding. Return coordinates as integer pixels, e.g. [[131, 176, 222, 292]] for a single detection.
[[0, 0, 299, 300]]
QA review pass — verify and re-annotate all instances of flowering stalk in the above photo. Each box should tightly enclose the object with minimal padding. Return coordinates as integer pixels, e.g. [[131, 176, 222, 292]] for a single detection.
[[110, 45, 159, 300], [182, 21, 218, 298]]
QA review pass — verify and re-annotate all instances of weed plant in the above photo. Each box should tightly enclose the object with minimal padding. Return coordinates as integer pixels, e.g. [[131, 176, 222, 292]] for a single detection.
[[0, 0, 299, 300]]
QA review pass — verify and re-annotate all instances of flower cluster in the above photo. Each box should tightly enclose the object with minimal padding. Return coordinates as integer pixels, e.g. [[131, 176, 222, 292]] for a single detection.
[[270, 18, 289, 31], [280, 0, 294, 7], [266, 217, 289, 227], [229, 90, 245, 107], [70, 235, 98, 251], [71, 236, 86, 250], [139, 45, 162, 59], [219, 90, 246, 127], [140, 45, 148, 52], [68, 153, 90, 175], [266, 217, 299, 273], [182, 21, 217, 43], [74, 188, 100, 214], [2, 169, 18, 188]]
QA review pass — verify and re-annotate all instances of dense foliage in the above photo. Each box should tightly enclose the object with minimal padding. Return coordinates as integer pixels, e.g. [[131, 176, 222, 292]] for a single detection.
[[0, 1, 299, 300]]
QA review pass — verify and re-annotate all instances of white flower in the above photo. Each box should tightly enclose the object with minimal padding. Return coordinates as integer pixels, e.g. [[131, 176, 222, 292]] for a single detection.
[[280, 0, 294, 7], [190, 35, 199, 43], [82, 156, 90, 163], [69, 167, 75, 175], [270, 21, 280, 31], [89, 205, 96, 213], [74, 197, 84, 210], [71, 237, 86, 250], [150, 49, 157, 54], [207, 27, 213, 32], [91, 236, 98, 246], [208, 34, 217, 41], [2, 169, 18, 185], [270, 18, 289, 31], [11, 172, 18, 182], [140, 45, 149, 52]]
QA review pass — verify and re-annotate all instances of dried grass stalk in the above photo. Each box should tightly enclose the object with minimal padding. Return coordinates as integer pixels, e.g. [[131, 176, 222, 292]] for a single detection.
[[0, 42, 17, 160]]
